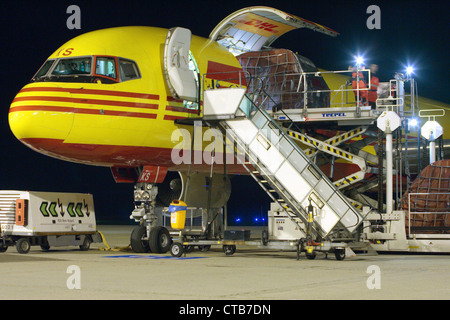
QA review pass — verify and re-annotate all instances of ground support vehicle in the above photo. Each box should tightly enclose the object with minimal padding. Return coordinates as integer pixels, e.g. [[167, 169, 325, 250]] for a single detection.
[[0, 191, 102, 254], [167, 203, 373, 260]]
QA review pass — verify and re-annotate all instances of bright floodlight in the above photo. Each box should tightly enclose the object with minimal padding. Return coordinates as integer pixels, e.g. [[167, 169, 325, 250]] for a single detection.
[[409, 118, 418, 127], [355, 56, 364, 66], [406, 66, 414, 75]]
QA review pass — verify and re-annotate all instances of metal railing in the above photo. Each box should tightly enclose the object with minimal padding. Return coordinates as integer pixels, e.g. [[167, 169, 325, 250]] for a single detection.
[[162, 207, 209, 233], [202, 68, 373, 111]]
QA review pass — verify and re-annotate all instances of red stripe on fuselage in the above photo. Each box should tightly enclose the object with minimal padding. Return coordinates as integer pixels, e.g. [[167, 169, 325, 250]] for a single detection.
[[206, 61, 247, 86], [9, 105, 157, 119], [19, 87, 160, 100], [13, 96, 158, 110], [163, 115, 186, 121], [166, 96, 184, 103], [165, 106, 198, 114]]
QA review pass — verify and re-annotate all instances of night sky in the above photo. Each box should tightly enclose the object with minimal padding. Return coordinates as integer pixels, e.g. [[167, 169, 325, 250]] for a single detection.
[[1, 0, 448, 224]]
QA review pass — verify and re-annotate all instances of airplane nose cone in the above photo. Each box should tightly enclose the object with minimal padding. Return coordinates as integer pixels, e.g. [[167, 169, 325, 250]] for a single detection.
[[9, 84, 74, 151]]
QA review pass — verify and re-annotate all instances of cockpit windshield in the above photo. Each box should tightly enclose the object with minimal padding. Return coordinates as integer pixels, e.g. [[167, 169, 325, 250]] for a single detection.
[[31, 56, 141, 84], [51, 57, 92, 76]]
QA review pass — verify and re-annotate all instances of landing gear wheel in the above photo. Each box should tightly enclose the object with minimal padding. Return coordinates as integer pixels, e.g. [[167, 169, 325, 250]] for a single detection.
[[79, 237, 91, 251], [149, 226, 172, 253], [198, 245, 211, 252], [223, 245, 236, 256], [40, 239, 50, 252], [170, 242, 184, 257], [130, 225, 150, 253], [306, 252, 317, 260], [16, 238, 31, 254], [0, 245, 8, 253], [334, 249, 346, 261], [262, 229, 269, 245]]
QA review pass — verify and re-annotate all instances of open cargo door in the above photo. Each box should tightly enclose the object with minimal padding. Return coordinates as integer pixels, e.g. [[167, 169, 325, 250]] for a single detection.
[[163, 27, 198, 101], [209, 6, 339, 55]]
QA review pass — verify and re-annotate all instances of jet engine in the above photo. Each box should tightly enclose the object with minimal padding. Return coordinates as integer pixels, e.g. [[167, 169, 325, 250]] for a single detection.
[[157, 171, 231, 209]]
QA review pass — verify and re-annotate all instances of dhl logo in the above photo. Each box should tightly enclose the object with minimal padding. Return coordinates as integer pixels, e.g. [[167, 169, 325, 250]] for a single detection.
[[231, 12, 297, 38], [236, 18, 280, 34], [40, 200, 90, 218]]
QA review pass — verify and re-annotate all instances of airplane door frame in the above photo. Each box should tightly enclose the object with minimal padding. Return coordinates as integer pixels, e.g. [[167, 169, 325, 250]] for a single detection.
[[163, 27, 199, 103]]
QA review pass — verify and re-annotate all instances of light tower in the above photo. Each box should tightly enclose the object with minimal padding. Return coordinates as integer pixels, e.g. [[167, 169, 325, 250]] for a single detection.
[[377, 111, 401, 215], [420, 109, 445, 164]]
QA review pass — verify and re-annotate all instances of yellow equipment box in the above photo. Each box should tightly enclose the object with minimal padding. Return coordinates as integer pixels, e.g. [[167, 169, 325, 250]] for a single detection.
[[169, 200, 187, 230]]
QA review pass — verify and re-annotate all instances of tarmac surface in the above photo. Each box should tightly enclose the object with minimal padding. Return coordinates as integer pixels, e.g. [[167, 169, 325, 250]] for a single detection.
[[0, 225, 449, 300]]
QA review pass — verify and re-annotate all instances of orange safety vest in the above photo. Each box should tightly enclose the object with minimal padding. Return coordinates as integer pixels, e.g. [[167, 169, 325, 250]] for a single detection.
[[351, 71, 368, 105], [369, 76, 379, 103]]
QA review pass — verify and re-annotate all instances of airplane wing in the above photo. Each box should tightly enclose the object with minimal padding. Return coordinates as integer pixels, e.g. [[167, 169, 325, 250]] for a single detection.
[[209, 6, 339, 55]]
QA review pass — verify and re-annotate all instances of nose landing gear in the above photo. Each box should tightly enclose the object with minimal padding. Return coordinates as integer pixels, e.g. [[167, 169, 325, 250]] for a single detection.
[[129, 182, 172, 254]]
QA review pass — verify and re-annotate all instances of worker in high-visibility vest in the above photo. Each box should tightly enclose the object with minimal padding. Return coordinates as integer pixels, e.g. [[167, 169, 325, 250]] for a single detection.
[[349, 65, 368, 106], [368, 64, 380, 108]]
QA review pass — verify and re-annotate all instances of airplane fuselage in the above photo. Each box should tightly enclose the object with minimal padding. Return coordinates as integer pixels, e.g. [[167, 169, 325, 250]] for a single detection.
[[9, 25, 449, 177], [9, 26, 243, 172]]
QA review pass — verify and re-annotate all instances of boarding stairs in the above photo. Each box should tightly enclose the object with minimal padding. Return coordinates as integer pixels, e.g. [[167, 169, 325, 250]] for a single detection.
[[250, 84, 380, 201], [203, 87, 366, 240], [248, 85, 380, 211]]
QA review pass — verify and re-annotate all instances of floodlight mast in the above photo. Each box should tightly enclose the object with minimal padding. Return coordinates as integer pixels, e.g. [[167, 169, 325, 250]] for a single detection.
[[403, 65, 420, 169], [377, 111, 401, 215], [405, 65, 415, 114], [420, 110, 445, 164], [354, 55, 364, 110]]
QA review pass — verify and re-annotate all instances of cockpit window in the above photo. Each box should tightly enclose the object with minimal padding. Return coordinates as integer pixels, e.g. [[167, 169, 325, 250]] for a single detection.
[[118, 58, 140, 82], [51, 57, 92, 75], [34, 60, 55, 79], [95, 57, 117, 79], [31, 56, 140, 84]]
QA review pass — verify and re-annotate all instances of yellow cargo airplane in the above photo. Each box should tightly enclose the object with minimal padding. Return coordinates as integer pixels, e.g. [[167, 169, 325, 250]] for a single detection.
[[9, 5, 448, 173], [8, 6, 342, 173], [8, 6, 448, 252]]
